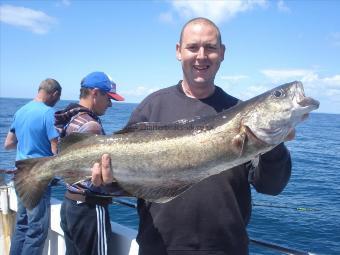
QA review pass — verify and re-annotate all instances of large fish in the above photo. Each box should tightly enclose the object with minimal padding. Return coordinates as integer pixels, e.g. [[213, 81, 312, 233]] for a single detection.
[[11, 81, 319, 209]]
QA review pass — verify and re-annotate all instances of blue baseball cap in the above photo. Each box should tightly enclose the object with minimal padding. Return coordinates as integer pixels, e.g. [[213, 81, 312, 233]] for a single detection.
[[81, 71, 124, 101]]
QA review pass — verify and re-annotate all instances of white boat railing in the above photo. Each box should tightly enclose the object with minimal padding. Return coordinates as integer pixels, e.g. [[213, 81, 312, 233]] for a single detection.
[[0, 184, 139, 255], [1, 183, 316, 255]]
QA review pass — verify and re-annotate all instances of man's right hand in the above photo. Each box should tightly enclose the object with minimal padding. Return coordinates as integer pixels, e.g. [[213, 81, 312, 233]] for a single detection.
[[91, 154, 113, 186]]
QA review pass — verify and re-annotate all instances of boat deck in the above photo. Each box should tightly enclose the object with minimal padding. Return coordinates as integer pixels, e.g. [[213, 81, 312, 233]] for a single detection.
[[0, 183, 139, 255], [1, 182, 315, 255]]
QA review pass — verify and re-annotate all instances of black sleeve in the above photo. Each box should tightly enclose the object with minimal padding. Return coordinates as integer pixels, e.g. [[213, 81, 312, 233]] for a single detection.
[[249, 143, 292, 195], [126, 99, 152, 126]]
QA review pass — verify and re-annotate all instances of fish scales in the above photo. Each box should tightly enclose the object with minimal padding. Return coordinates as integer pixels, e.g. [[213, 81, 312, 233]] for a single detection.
[[9, 81, 319, 209]]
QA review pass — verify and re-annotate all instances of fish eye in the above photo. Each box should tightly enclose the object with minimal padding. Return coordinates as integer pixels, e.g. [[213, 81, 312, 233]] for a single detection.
[[273, 89, 285, 98]]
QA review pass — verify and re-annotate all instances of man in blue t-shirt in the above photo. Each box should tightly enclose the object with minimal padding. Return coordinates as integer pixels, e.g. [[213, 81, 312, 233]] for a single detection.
[[4, 78, 62, 255]]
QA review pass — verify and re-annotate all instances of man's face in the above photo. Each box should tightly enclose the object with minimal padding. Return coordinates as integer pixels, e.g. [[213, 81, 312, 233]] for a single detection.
[[176, 22, 225, 88], [93, 89, 112, 116]]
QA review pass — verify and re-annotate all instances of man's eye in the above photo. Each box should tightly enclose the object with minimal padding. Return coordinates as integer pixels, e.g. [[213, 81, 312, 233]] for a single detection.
[[187, 46, 198, 50]]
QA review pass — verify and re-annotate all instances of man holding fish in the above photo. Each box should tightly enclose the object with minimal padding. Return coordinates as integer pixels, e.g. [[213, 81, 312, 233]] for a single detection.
[[9, 17, 319, 255], [121, 18, 299, 255]]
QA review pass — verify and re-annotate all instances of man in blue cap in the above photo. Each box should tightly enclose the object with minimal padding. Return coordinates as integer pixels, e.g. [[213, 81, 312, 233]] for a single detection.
[[55, 71, 124, 255]]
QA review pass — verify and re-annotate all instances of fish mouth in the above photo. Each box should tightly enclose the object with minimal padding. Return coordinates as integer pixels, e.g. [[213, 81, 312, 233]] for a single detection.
[[297, 97, 320, 109], [294, 81, 320, 111]]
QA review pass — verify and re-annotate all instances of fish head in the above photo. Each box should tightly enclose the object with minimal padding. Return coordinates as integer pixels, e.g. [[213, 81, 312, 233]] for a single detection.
[[243, 81, 319, 145]]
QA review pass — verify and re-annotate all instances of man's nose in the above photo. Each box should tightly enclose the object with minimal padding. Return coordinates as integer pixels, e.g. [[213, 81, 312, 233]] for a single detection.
[[108, 99, 112, 107], [197, 46, 206, 59]]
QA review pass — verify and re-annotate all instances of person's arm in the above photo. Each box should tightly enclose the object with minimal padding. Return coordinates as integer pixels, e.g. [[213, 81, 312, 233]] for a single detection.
[[78, 121, 103, 135], [50, 137, 59, 155], [46, 108, 59, 155], [4, 131, 17, 150], [249, 143, 292, 195], [248, 127, 296, 195], [126, 101, 151, 126], [70, 120, 113, 186]]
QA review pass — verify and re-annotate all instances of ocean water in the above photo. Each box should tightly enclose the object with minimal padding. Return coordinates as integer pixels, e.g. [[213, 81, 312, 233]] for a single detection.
[[0, 97, 339, 255]]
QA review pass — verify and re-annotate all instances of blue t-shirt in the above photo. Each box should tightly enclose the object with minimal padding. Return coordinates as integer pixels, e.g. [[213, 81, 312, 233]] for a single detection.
[[10, 101, 59, 160]]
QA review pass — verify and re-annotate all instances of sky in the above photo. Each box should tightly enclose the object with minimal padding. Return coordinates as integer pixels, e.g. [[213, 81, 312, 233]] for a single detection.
[[0, 0, 339, 114]]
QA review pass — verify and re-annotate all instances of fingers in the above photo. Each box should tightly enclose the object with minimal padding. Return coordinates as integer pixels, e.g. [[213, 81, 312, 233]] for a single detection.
[[101, 154, 114, 184], [302, 113, 309, 121], [91, 154, 113, 186], [285, 128, 296, 142], [284, 114, 309, 142], [91, 162, 102, 187]]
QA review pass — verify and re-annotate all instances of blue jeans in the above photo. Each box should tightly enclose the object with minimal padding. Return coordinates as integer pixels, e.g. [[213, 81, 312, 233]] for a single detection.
[[9, 186, 51, 255]]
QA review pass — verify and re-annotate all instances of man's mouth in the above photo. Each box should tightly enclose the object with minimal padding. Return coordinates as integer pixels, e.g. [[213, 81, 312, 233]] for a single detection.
[[193, 65, 209, 71]]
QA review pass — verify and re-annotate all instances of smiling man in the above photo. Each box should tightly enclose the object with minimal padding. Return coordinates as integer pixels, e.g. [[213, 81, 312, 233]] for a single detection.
[[177, 18, 225, 99], [123, 17, 293, 255]]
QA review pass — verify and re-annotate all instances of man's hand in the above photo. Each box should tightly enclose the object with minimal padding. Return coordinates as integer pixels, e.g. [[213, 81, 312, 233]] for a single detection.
[[284, 128, 296, 142], [284, 112, 312, 142], [91, 154, 113, 186]]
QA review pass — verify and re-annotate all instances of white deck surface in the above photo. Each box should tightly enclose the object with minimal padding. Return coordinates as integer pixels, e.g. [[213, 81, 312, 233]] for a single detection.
[[0, 183, 139, 255]]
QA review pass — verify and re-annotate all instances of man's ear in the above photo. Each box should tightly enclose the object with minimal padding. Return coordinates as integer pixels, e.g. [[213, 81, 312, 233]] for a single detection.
[[92, 88, 100, 96], [52, 90, 60, 97], [220, 44, 226, 62], [176, 43, 182, 61]]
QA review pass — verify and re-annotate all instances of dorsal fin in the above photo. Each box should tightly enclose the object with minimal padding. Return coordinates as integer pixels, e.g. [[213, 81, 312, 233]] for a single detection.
[[114, 117, 204, 135], [59, 132, 95, 152], [114, 122, 166, 135]]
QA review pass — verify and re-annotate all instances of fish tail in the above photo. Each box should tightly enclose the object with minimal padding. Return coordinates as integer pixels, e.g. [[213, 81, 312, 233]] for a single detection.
[[14, 157, 53, 210]]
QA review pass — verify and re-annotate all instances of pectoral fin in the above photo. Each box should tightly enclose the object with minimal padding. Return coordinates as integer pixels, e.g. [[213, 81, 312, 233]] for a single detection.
[[231, 128, 248, 157]]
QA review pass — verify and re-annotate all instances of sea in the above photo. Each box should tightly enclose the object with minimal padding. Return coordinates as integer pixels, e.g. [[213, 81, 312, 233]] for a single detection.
[[0, 97, 339, 255]]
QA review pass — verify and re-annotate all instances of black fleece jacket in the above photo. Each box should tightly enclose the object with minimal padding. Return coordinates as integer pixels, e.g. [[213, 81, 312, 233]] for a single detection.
[[127, 82, 291, 255]]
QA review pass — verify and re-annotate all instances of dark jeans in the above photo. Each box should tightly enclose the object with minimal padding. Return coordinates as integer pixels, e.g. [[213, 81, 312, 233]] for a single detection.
[[9, 186, 51, 255], [60, 197, 114, 255]]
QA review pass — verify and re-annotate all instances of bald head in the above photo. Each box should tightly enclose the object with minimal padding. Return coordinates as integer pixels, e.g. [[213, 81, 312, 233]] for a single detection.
[[39, 78, 62, 95], [179, 17, 222, 46], [37, 78, 62, 107]]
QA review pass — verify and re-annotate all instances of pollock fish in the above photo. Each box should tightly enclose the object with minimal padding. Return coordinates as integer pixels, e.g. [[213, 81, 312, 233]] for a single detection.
[[10, 81, 319, 209]]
